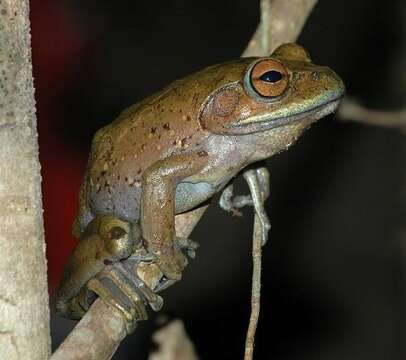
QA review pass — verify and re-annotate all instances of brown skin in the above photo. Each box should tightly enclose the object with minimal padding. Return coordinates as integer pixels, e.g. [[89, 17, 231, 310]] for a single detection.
[[58, 44, 344, 315]]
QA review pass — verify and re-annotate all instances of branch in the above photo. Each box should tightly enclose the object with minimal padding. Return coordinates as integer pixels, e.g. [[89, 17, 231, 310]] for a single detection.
[[51, 0, 319, 358], [244, 215, 263, 360], [0, 0, 50, 359], [149, 320, 198, 360], [243, 0, 318, 57], [51, 205, 207, 360], [338, 97, 406, 133]]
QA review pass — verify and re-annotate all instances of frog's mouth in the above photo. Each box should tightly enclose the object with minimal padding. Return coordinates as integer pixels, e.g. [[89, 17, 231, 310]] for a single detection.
[[230, 96, 343, 135]]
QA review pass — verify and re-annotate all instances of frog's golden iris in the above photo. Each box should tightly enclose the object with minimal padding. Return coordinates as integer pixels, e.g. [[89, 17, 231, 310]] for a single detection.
[[249, 59, 289, 98]]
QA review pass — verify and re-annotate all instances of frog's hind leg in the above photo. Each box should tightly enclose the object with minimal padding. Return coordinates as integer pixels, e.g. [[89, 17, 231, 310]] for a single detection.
[[71, 179, 95, 239], [55, 215, 140, 319], [71, 207, 94, 240]]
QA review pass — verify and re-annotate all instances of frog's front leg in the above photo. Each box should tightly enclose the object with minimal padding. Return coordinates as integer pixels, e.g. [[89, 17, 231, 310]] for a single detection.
[[141, 152, 208, 281], [242, 169, 271, 246], [219, 166, 270, 213], [219, 166, 270, 245]]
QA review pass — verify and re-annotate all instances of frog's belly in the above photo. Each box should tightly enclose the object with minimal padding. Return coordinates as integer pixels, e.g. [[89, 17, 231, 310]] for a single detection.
[[89, 181, 218, 223], [174, 182, 217, 213]]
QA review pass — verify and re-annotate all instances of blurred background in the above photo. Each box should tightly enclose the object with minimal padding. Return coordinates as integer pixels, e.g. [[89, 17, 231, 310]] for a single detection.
[[30, 0, 405, 358]]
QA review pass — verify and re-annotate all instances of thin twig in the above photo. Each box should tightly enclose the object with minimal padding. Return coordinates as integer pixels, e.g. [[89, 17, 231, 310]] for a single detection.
[[338, 97, 406, 133], [51, 0, 319, 358], [244, 215, 263, 360], [242, 167, 269, 360]]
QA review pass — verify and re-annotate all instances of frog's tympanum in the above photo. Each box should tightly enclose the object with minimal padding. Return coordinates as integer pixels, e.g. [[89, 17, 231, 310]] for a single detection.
[[56, 44, 345, 325]]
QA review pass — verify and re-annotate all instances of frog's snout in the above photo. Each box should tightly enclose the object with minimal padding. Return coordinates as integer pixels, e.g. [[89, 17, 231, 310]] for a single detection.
[[317, 67, 346, 101], [334, 73, 346, 100]]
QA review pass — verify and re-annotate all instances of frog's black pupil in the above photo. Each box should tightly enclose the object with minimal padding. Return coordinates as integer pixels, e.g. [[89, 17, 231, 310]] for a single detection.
[[259, 70, 283, 83]]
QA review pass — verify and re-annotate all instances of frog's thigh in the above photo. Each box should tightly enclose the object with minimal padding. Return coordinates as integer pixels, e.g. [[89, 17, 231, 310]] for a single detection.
[[56, 215, 137, 319], [141, 152, 208, 254]]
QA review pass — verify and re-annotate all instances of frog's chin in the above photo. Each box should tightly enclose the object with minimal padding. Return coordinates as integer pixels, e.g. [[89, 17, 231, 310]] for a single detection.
[[229, 97, 343, 135]]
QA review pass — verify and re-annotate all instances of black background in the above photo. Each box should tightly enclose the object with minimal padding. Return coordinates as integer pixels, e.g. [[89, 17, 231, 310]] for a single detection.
[[31, 0, 405, 358]]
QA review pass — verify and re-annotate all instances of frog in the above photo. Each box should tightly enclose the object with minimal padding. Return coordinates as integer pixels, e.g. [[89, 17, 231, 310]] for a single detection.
[[56, 43, 345, 321]]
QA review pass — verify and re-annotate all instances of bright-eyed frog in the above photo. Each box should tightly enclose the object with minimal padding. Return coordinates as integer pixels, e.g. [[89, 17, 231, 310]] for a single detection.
[[56, 43, 344, 319]]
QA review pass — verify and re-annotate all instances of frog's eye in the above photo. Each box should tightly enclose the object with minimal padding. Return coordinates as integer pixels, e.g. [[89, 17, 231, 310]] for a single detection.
[[249, 59, 288, 98], [109, 226, 127, 240], [259, 70, 283, 83]]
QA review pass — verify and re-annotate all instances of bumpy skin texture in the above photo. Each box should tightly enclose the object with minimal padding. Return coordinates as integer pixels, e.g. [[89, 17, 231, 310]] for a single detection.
[[61, 44, 344, 306]]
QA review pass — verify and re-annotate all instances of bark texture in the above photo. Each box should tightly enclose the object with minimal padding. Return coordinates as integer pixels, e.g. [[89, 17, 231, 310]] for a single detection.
[[243, 0, 318, 56], [0, 0, 51, 359]]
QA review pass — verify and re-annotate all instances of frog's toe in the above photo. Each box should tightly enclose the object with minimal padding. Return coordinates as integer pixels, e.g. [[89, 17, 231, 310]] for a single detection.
[[231, 194, 254, 208], [139, 252, 158, 262], [175, 236, 198, 249], [220, 191, 253, 215], [155, 276, 176, 292], [55, 286, 96, 320], [87, 262, 164, 333], [155, 250, 187, 282], [175, 237, 199, 258], [186, 249, 196, 259], [157, 260, 184, 282]]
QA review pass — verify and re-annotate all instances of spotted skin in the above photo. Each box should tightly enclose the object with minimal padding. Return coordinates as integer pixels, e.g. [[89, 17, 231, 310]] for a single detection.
[[59, 44, 344, 316]]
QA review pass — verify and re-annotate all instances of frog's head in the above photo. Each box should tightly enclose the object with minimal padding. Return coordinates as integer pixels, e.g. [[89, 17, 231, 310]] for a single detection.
[[199, 43, 345, 135]]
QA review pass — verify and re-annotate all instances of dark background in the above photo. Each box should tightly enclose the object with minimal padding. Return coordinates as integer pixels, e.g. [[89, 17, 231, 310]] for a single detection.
[[30, 0, 405, 358]]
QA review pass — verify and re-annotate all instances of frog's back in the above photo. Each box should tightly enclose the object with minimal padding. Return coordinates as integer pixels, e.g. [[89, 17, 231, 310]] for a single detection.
[[73, 58, 252, 236], [73, 81, 206, 235]]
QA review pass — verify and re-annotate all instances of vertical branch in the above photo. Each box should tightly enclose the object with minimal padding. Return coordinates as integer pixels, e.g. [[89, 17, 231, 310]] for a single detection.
[[244, 215, 263, 360], [244, 0, 318, 57], [0, 0, 51, 359], [260, 0, 272, 54]]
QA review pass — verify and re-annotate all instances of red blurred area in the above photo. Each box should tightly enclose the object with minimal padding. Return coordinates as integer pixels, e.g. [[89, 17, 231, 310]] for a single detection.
[[30, 0, 90, 292]]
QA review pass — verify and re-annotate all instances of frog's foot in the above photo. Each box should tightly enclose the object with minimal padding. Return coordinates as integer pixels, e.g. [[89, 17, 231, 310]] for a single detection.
[[155, 249, 187, 281], [220, 167, 271, 246], [116, 246, 186, 299], [55, 286, 96, 320], [219, 183, 253, 216], [175, 236, 199, 259], [87, 260, 163, 334], [242, 168, 271, 246], [154, 276, 176, 293], [220, 167, 270, 217]]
